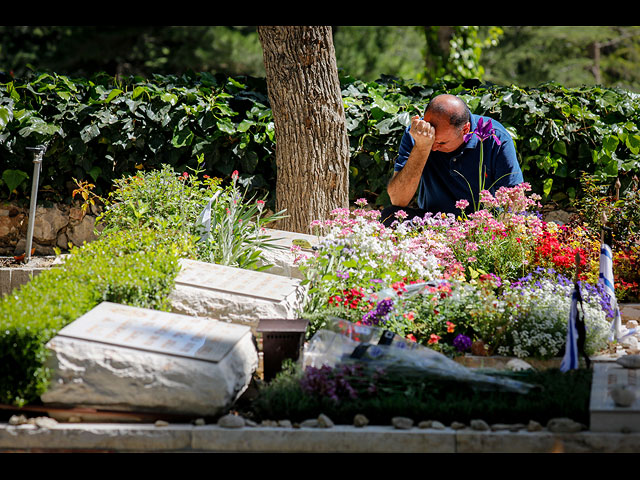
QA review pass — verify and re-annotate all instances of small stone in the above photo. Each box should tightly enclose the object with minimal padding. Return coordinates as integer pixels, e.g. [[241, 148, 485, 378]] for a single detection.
[[245, 419, 258, 427], [417, 420, 432, 429], [154, 420, 169, 427], [300, 419, 319, 428], [506, 358, 534, 372], [622, 336, 639, 350], [450, 421, 466, 430], [34, 416, 58, 429], [527, 420, 543, 432], [193, 418, 206, 426], [353, 414, 369, 428], [430, 421, 446, 430], [547, 417, 583, 433], [261, 419, 278, 427], [610, 384, 636, 407], [67, 415, 82, 423], [8, 414, 28, 426], [616, 355, 640, 369], [317, 413, 334, 428], [470, 419, 490, 431], [277, 419, 292, 428], [391, 416, 413, 429], [218, 414, 245, 429]]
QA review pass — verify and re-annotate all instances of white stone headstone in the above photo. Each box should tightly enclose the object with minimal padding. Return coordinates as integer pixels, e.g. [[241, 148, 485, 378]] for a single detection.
[[169, 259, 307, 330], [41, 302, 258, 417]]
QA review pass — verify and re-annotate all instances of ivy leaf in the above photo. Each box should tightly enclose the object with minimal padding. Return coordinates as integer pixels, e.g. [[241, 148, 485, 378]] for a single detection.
[[543, 177, 553, 198], [602, 135, 619, 154], [0, 105, 13, 131], [370, 93, 398, 115], [160, 93, 178, 106], [216, 117, 236, 135], [171, 126, 194, 148], [2, 169, 29, 192], [80, 123, 101, 143], [625, 134, 640, 154]]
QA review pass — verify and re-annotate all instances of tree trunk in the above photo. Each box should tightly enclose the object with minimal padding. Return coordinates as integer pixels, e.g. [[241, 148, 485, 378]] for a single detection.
[[257, 26, 350, 234]]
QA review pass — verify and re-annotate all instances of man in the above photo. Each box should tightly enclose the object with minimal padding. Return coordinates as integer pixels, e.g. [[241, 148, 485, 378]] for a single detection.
[[382, 94, 523, 226]]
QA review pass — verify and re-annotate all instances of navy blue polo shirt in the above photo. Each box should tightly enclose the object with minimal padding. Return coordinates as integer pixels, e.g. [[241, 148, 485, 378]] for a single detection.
[[394, 114, 524, 215]]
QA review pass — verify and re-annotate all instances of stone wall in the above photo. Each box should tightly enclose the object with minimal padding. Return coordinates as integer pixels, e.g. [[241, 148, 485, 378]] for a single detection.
[[0, 202, 102, 256]]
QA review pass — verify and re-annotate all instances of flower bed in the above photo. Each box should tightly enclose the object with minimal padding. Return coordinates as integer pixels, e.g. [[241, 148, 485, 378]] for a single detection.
[[298, 182, 635, 361]]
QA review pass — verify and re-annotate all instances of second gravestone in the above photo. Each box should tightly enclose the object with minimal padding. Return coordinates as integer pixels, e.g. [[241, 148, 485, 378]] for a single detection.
[[169, 258, 306, 331], [41, 302, 258, 417]]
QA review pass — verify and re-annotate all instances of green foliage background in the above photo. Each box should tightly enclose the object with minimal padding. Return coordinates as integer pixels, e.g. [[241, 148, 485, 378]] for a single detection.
[[2, 71, 639, 208]]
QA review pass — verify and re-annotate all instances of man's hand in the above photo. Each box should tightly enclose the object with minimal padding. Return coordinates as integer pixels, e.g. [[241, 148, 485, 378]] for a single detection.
[[409, 115, 435, 151], [387, 115, 435, 207]]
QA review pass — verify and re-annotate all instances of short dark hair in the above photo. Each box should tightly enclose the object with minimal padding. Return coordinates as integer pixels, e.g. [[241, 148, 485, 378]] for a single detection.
[[424, 95, 471, 130]]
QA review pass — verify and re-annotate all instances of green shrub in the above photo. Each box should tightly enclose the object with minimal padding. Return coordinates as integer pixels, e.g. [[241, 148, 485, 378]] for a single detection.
[[0, 228, 193, 406], [96, 156, 224, 236], [2, 72, 639, 208], [89, 158, 287, 271]]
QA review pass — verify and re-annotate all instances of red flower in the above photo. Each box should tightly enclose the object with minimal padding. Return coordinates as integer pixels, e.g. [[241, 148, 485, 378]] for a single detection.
[[428, 334, 441, 345]]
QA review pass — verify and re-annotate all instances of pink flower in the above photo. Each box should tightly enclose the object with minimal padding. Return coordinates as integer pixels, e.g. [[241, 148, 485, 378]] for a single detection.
[[455, 199, 469, 210], [256, 199, 265, 212], [394, 210, 408, 221], [231, 170, 239, 180]]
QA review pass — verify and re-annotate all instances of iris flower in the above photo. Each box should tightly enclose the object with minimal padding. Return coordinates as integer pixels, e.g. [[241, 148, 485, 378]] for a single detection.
[[464, 117, 501, 145], [455, 117, 510, 213]]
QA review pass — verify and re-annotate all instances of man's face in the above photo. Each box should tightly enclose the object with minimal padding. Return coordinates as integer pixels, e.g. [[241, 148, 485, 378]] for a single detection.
[[424, 112, 470, 153]]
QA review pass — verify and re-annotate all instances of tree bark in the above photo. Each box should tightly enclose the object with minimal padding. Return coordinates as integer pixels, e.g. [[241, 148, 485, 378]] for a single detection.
[[257, 26, 350, 234]]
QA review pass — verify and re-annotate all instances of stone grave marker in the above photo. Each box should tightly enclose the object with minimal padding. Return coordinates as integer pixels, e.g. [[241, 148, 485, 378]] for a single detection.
[[256, 228, 322, 279], [590, 361, 640, 432], [169, 258, 307, 331], [41, 301, 258, 417]]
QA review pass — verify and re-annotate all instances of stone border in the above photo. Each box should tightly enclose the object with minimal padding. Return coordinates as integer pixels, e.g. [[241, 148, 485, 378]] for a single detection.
[[0, 256, 61, 297], [2, 422, 640, 453]]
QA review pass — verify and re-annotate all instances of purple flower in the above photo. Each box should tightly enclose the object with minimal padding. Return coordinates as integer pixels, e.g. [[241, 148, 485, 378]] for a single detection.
[[453, 334, 472, 352], [463, 117, 501, 145], [300, 364, 372, 403], [362, 298, 394, 326]]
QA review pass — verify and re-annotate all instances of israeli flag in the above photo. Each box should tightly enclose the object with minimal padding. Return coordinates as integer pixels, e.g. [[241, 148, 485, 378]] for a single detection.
[[560, 287, 581, 372], [599, 235, 635, 342]]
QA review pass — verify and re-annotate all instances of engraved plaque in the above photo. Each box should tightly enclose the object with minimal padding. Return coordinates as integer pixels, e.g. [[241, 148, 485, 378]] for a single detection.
[[56, 302, 249, 363], [174, 259, 301, 303]]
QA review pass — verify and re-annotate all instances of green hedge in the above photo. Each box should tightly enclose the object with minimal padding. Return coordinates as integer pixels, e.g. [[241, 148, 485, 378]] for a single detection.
[[0, 229, 193, 406], [2, 72, 639, 208]]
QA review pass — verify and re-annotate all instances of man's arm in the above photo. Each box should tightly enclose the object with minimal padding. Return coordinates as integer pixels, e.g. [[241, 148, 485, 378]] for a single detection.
[[387, 115, 435, 207]]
